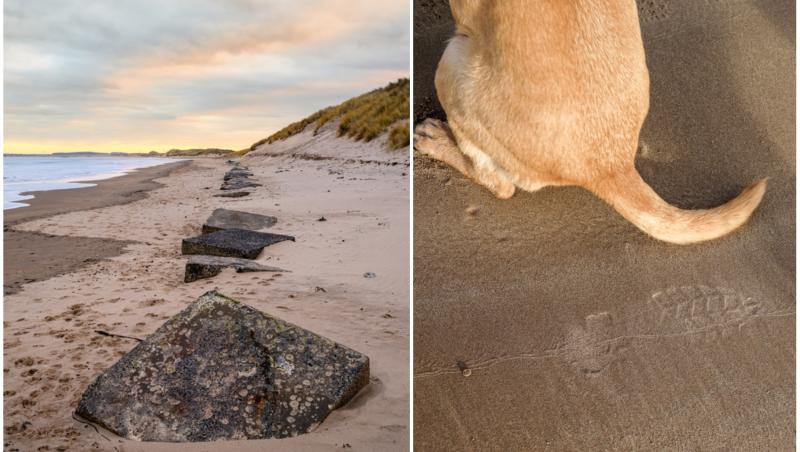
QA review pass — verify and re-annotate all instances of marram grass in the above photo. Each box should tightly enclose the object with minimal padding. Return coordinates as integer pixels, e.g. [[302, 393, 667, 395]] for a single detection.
[[248, 78, 409, 153]]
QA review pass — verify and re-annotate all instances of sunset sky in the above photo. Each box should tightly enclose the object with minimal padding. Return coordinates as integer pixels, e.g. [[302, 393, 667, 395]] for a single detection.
[[4, 0, 409, 154]]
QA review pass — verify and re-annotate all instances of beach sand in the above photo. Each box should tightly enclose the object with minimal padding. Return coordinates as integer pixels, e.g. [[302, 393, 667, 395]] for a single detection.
[[4, 161, 189, 295], [413, 0, 794, 450], [4, 126, 409, 450]]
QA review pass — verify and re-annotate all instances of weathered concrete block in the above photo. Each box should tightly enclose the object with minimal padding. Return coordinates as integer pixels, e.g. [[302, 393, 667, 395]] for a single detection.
[[184, 255, 288, 282], [220, 177, 262, 191], [213, 191, 250, 198], [75, 291, 370, 441], [223, 169, 254, 180], [181, 229, 295, 259], [202, 208, 277, 234]]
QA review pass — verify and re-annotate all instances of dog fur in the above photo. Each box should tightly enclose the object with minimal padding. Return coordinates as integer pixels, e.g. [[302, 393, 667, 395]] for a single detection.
[[414, 0, 766, 244]]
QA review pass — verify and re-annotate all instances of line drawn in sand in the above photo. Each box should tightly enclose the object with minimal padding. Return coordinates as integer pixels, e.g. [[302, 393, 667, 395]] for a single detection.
[[414, 285, 794, 379]]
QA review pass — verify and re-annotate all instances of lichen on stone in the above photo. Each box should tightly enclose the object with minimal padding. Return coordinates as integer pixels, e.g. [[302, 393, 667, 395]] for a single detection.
[[75, 291, 369, 442]]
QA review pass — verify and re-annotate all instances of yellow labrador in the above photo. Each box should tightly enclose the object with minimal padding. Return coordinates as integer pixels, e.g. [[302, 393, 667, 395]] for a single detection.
[[414, 0, 766, 244]]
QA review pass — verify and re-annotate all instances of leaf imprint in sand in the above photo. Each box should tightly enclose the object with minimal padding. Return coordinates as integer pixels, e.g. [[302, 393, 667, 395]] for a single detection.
[[645, 285, 774, 336], [556, 286, 784, 374]]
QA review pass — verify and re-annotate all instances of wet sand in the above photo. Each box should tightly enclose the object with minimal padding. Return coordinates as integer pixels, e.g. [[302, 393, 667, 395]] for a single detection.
[[4, 161, 190, 295], [413, 0, 794, 450], [4, 127, 409, 451], [5, 160, 189, 226]]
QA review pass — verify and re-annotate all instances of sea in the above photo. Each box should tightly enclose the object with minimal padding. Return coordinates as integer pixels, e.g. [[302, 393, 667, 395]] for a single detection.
[[3, 155, 182, 210]]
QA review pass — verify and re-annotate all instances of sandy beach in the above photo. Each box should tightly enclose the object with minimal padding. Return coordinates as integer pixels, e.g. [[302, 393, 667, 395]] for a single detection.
[[4, 161, 190, 295], [4, 126, 409, 450], [414, 0, 794, 450]]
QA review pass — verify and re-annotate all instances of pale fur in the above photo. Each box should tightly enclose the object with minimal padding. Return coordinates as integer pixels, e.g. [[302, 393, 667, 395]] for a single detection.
[[414, 0, 767, 244]]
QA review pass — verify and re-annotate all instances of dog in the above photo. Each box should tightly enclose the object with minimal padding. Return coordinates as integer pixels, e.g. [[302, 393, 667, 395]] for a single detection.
[[413, 0, 766, 244]]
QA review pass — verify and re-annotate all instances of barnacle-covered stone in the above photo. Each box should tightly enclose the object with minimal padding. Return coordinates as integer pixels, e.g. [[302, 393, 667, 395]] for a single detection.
[[75, 291, 369, 441]]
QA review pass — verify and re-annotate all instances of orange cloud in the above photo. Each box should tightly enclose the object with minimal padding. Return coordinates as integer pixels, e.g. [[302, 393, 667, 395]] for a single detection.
[[4, 0, 408, 154]]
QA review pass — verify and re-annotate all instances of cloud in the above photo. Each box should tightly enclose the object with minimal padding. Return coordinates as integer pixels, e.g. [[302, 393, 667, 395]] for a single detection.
[[4, 0, 409, 153]]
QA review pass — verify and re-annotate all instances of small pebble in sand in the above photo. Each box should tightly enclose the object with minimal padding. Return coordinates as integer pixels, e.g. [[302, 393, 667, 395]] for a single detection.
[[317, 216, 327, 222], [465, 205, 479, 216], [363, 272, 376, 278], [456, 361, 472, 377]]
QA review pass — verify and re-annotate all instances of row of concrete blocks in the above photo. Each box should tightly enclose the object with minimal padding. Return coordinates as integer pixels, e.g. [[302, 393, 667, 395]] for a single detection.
[[181, 208, 293, 282]]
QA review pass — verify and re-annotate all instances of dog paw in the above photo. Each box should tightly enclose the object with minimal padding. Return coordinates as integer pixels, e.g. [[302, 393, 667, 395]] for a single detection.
[[414, 118, 448, 138], [413, 118, 455, 157]]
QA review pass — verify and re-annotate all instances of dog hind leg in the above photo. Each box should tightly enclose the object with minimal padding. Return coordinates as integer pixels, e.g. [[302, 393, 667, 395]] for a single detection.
[[414, 118, 516, 199]]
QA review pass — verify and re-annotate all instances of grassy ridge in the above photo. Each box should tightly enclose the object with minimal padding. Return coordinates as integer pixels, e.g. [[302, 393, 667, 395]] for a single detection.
[[248, 78, 409, 152]]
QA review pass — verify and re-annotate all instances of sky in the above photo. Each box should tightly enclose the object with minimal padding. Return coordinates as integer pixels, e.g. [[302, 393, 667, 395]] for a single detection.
[[3, 0, 409, 154]]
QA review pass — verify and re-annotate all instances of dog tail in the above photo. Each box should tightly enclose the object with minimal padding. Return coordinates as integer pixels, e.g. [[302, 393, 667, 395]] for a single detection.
[[591, 168, 767, 244]]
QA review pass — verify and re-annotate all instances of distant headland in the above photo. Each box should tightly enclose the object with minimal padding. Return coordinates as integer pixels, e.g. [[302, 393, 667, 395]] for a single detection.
[[5, 149, 235, 157]]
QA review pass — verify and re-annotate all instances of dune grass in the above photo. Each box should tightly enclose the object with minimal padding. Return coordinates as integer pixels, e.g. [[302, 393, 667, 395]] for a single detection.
[[248, 78, 409, 152], [387, 121, 410, 150]]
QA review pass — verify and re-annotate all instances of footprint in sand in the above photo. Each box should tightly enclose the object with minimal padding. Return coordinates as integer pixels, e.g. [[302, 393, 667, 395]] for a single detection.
[[14, 357, 35, 368], [140, 298, 166, 307], [557, 312, 627, 374]]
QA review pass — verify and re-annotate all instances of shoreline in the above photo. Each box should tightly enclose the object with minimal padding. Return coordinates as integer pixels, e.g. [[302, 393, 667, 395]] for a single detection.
[[4, 160, 193, 294], [5, 160, 191, 227]]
